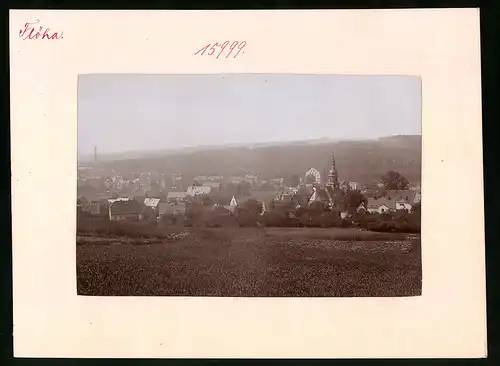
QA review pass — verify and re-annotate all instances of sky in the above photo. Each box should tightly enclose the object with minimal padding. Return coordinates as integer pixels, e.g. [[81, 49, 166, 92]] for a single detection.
[[78, 74, 421, 157]]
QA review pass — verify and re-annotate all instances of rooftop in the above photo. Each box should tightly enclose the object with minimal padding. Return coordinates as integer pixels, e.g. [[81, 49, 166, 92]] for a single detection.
[[109, 200, 143, 216]]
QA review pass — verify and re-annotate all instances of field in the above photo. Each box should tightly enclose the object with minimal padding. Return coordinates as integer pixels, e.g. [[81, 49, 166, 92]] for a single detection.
[[77, 227, 421, 297]]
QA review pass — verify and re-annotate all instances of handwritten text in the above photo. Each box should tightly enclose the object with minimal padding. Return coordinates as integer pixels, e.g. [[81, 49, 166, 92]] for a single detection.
[[19, 19, 64, 40], [194, 41, 246, 59]]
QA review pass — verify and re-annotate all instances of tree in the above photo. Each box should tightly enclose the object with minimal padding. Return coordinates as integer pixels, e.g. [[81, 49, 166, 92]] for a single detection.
[[240, 198, 263, 215], [221, 182, 237, 196], [260, 181, 274, 191], [199, 194, 213, 206], [237, 181, 251, 196], [342, 189, 367, 213], [411, 201, 421, 215], [287, 174, 300, 187], [142, 207, 157, 221], [374, 187, 387, 199], [304, 174, 316, 184], [381, 170, 409, 191]]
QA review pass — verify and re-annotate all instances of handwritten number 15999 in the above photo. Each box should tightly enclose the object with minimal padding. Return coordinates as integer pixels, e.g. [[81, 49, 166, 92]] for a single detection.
[[194, 41, 247, 59]]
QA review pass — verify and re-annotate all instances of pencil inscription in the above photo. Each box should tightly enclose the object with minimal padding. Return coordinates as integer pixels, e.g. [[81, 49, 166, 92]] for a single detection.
[[194, 41, 246, 59]]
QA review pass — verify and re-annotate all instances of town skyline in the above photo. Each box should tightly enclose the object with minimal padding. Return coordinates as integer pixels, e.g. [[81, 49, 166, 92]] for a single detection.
[[77, 73, 422, 299]]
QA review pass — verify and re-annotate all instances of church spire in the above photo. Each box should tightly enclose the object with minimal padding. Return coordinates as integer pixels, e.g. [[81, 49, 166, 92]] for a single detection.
[[327, 152, 339, 190]]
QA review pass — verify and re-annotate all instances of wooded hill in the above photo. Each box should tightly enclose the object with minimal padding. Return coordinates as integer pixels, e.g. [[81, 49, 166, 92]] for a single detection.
[[98, 135, 422, 184]]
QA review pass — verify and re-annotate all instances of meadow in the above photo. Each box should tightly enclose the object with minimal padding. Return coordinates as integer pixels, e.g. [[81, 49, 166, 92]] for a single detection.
[[77, 227, 421, 297]]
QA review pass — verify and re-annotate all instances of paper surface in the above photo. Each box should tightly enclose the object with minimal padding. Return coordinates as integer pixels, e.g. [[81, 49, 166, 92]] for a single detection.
[[10, 9, 486, 358]]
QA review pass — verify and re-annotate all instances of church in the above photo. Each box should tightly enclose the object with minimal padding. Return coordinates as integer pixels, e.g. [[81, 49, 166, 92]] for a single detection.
[[272, 151, 345, 211], [308, 152, 344, 210]]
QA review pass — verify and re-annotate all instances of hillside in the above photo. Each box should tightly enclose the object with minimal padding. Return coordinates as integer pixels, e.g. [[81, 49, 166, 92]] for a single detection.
[[96, 135, 422, 184]]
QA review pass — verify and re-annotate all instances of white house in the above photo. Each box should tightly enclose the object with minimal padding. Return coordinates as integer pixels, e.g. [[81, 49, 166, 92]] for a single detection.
[[108, 197, 131, 204], [414, 190, 421, 203], [358, 199, 391, 214], [395, 201, 412, 212], [167, 191, 187, 202], [143, 197, 160, 209], [348, 181, 361, 190], [202, 181, 221, 192], [186, 185, 212, 196], [358, 197, 414, 214], [340, 211, 350, 219]]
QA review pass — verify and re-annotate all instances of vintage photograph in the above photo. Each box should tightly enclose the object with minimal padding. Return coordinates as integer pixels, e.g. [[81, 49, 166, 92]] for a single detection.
[[77, 74, 422, 297]]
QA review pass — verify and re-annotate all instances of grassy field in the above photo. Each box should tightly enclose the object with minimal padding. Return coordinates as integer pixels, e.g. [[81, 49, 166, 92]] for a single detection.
[[77, 227, 421, 297]]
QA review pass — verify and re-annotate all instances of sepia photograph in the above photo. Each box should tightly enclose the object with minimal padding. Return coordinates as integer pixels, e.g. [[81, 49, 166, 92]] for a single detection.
[[11, 8, 486, 358], [77, 73, 422, 297]]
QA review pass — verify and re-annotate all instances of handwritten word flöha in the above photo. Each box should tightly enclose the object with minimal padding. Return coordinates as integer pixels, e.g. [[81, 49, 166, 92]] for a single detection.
[[19, 19, 63, 40]]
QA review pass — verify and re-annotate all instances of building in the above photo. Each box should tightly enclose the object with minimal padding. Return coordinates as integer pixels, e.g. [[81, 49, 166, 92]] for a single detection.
[[81, 201, 101, 215], [358, 198, 393, 214], [229, 176, 245, 184], [108, 200, 144, 221], [414, 190, 421, 203], [193, 176, 208, 182], [385, 190, 420, 204], [159, 202, 186, 217], [270, 177, 285, 187], [186, 185, 212, 196], [395, 201, 413, 211], [245, 174, 259, 185], [133, 195, 146, 204], [408, 182, 421, 191], [309, 186, 334, 205], [207, 175, 224, 181], [276, 191, 294, 201], [108, 197, 131, 204], [171, 173, 184, 190], [339, 180, 350, 191], [307, 152, 343, 209], [144, 197, 161, 209], [167, 191, 187, 202], [202, 181, 221, 191], [357, 197, 413, 214], [348, 181, 361, 190], [304, 168, 321, 184], [274, 192, 296, 208], [224, 196, 238, 213]]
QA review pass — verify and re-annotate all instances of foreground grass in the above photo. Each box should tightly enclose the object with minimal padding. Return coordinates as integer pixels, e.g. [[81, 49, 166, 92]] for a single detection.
[[77, 228, 421, 297]]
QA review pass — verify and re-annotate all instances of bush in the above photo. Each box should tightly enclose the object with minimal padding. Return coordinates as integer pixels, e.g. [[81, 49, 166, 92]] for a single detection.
[[206, 211, 238, 228], [77, 216, 178, 238], [339, 218, 353, 228], [261, 210, 289, 227], [237, 212, 260, 227], [352, 209, 420, 233]]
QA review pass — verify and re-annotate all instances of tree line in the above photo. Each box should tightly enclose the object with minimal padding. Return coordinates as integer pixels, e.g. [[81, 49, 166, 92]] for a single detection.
[[101, 136, 422, 184]]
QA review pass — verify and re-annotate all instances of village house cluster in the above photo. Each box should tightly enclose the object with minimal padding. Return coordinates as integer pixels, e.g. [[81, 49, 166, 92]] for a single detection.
[[77, 151, 421, 222]]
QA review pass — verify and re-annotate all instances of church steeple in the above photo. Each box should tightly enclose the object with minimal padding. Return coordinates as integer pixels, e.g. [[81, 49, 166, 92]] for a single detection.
[[327, 152, 339, 190]]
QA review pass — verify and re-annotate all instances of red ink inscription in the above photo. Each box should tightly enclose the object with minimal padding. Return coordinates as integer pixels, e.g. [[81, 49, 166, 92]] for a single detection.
[[19, 19, 64, 40], [194, 41, 246, 59]]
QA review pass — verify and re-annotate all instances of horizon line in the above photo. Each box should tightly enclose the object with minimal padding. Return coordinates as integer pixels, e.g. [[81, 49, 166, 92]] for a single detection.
[[78, 134, 422, 161]]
